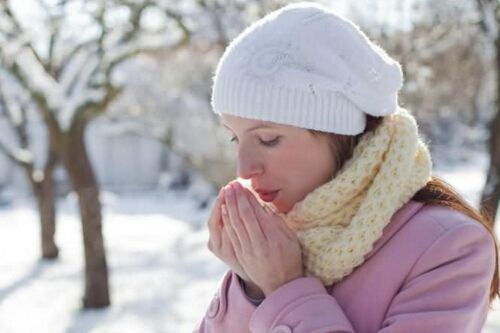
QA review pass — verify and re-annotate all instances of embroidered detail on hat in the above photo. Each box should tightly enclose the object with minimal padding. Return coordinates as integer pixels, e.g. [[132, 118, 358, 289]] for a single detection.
[[343, 77, 353, 94], [369, 68, 381, 82], [308, 83, 316, 96], [246, 46, 295, 79], [342, 76, 359, 97]]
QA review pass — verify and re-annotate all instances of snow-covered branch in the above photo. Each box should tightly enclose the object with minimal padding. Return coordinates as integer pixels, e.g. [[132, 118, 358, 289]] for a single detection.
[[114, 0, 155, 46], [0, 82, 33, 167], [477, 0, 499, 40], [0, 0, 54, 76], [0, 0, 192, 132]]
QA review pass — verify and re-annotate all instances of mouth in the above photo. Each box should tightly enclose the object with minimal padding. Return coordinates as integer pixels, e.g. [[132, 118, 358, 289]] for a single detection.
[[256, 190, 280, 203]]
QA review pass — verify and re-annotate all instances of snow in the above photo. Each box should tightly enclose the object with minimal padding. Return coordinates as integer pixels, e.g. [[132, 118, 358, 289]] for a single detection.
[[0, 188, 221, 333], [0, 150, 499, 332]]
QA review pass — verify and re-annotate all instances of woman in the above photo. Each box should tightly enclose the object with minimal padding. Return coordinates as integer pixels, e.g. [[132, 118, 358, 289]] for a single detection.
[[195, 2, 499, 332]]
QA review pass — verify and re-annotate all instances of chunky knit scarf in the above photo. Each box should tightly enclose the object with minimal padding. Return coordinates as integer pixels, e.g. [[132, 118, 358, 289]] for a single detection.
[[253, 107, 432, 286]]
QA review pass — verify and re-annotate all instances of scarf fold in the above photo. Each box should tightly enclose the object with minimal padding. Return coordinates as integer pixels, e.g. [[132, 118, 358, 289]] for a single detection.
[[262, 107, 432, 286]]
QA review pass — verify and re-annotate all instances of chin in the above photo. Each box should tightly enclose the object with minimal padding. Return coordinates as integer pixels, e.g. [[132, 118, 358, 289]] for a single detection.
[[272, 201, 291, 214]]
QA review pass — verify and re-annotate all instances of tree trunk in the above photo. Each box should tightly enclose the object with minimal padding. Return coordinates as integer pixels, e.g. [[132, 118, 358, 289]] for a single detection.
[[60, 121, 110, 308], [25, 148, 59, 259], [480, 110, 500, 227], [36, 150, 59, 259], [480, 35, 500, 227]]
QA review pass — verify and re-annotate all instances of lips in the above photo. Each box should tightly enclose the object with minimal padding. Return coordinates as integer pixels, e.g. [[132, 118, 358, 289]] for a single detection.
[[256, 190, 280, 202]]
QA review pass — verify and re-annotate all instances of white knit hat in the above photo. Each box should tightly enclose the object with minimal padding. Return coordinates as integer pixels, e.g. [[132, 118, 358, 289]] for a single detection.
[[211, 2, 404, 135]]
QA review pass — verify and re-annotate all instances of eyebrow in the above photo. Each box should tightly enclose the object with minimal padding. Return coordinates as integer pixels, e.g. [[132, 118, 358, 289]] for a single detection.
[[222, 123, 275, 133]]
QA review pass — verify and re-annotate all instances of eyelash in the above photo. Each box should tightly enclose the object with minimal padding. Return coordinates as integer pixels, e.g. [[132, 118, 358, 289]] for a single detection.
[[230, 136, 281, 147]]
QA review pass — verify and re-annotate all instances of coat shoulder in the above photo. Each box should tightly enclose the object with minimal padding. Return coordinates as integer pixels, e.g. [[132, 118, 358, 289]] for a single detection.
[[396, 203, 496, 274], [404, 203, 490, 240], [374, 202, 495, 272]]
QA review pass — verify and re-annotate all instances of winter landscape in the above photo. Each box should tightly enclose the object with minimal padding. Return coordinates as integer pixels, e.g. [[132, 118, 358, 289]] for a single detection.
[[0, 0, 499, 332]]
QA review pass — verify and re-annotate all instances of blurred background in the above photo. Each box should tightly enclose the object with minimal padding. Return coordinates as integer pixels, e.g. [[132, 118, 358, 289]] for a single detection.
[[0, 0, 499, 332]]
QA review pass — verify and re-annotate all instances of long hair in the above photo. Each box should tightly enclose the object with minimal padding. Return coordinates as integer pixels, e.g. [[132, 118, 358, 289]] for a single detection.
[[309, 115, 500, 306]]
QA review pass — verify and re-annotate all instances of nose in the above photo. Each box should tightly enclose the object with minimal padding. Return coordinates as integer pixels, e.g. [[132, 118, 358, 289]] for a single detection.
[[237, 149, 264, 180]]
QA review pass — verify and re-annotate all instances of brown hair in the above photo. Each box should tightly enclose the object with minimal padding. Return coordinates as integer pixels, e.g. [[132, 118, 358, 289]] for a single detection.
[[309, 115, 500, 306]]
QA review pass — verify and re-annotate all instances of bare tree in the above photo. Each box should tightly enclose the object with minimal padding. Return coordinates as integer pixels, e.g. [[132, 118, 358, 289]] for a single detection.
[[0, 0, 190, 308], [0, 76, 59, 259], [476, 0, 500, 225]]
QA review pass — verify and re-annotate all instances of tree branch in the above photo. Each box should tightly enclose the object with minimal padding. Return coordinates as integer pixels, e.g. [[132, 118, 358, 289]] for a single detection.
[[69, 85, 122, 130], [117, 0, 154, 45], [68, 1, 192, 128], [0, 55, 62, 138], [0, 75, 35, 167], [0, 0, 55, 77], [476, 0, 499, 39], [197, 0, 229, 48]]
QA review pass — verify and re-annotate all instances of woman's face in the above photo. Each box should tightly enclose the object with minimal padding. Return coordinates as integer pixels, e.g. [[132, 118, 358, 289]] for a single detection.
[[221, 114, 336, 214]]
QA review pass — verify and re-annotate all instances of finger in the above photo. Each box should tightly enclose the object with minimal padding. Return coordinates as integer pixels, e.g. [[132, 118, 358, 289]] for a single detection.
[[276, 217, 297, 241], [240, 187, 275, 239], [208, 188, 224, 228], [207, 188, 224, 248], [243, 186, 296, 241], [220, 224, 241, 269], [224, 184, 250, 249], [241, 185, 265, 217], [232, 182, 265, 244], [221, 202, 242, 252], [220, 221, 234, 254]]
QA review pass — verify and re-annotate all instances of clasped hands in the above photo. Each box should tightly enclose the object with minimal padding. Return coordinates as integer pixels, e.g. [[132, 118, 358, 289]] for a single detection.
[[207, 180, 303, 298]]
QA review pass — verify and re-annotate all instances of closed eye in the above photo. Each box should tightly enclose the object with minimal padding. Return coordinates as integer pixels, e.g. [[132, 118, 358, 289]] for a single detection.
[[259, 137, 281, 147], [230, 136, 281, 147]]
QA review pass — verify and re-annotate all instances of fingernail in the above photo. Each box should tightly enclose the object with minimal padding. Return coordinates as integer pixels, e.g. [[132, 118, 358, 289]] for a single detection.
[[221, 204, 227, 216]]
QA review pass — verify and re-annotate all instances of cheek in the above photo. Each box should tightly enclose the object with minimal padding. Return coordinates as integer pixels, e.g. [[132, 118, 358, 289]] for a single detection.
[[287, 142, 332, 186], [268, 144, 310, 195], [267, 144, 318, 213], [269, 145, 305, 175]]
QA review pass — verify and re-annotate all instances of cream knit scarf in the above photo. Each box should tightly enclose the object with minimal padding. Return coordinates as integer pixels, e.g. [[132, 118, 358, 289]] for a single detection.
[[263, 107, 432, 286]]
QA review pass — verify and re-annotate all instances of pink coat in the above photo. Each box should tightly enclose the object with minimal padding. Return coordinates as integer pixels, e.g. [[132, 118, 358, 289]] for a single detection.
[[194, 200, 497, 333]]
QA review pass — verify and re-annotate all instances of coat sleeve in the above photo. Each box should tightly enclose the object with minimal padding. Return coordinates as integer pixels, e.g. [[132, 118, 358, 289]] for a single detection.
[[193, 270, 259, 333], [248, 276, 356, 333], [378, 221, 496, 332]]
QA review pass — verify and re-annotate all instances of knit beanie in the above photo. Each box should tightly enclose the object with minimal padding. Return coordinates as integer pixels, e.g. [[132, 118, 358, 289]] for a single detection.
[[211, 2, 404, 135]]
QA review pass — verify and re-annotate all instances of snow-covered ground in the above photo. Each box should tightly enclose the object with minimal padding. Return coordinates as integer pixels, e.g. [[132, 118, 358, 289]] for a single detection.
[[0, 151, 499, 333]]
